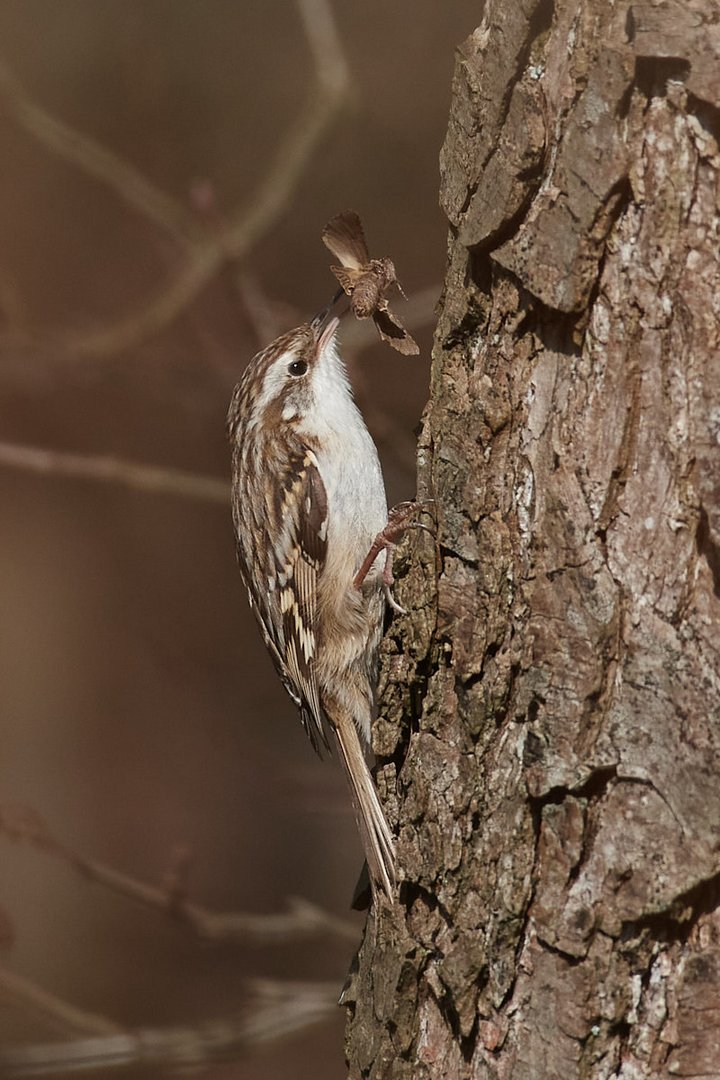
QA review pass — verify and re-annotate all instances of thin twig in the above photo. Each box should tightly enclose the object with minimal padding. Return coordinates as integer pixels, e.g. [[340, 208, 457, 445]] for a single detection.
[[0, 968, 121, 1039], [0, 982, 338, 1077], [67, 846, 359, 944], [240, 978, 340, 1043], [0, 441, 229, 505], [0, 0, 351, 359], [0, 63, 200, 246], [0, 290, 439, 502], [0, 804, 358, 945], [231, 271, 301, 350]]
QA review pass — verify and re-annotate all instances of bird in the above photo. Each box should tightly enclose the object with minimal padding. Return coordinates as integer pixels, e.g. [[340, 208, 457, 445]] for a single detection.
[[321, 210, 420, 355], [227, 308, 401, 901]]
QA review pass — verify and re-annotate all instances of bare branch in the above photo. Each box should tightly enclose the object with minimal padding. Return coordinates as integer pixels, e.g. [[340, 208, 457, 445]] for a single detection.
[[67, 843, 359, 944], [0, 804, 358, 945], [217, 0, 350, 261], [296, 0, 350, 88], [231, 271, 302, 350], [239, 978, 339, 1043], [0, 967, 121, 1039], [1, 0, 351, 359], [0, 63, 200, 246], [0, 982, 338, 1077], [0, 441, 229, 505]]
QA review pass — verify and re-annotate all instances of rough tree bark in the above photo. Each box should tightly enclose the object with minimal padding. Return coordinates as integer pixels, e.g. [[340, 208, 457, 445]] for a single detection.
[[343, 1, 720, 1077]]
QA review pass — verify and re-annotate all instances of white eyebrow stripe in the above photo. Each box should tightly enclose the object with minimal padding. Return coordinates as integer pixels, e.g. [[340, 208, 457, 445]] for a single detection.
[[249, 351, 296, 427]]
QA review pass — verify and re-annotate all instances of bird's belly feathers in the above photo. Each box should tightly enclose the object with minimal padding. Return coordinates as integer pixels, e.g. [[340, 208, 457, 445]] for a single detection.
[[317, 424, 387, 587], [313, 419, 387, 688]]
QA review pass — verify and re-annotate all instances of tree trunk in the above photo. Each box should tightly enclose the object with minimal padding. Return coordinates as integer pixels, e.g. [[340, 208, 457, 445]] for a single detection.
[[343, 1, 720, 1077]]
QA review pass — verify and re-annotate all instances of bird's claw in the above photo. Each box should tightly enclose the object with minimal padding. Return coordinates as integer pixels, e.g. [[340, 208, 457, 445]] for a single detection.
[[354, 499, 436, 613]]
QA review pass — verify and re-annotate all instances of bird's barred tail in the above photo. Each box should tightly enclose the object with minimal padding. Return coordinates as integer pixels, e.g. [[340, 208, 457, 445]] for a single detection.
[[333, 712, 395, 901]]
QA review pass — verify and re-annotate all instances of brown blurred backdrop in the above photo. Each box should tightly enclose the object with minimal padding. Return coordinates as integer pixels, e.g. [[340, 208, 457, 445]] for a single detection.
[[0, 3, 474, 1075]]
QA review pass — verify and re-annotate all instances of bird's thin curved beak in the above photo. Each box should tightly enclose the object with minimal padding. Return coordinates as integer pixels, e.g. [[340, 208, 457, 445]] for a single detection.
[[313, 313, 340, 354], [310, 287, 345, 334]]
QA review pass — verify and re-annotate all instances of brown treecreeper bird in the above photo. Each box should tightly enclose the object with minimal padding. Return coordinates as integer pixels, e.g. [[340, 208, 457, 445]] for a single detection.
[[322, 210, 420, 355], [227, 308, 426, 901]]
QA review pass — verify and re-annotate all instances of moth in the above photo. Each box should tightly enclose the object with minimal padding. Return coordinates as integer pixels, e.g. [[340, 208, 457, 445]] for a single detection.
[[321, 210, 419, 355]]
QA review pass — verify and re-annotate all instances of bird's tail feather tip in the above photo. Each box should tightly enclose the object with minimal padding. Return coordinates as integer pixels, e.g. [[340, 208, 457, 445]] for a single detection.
[[334, 715, 396, 904]]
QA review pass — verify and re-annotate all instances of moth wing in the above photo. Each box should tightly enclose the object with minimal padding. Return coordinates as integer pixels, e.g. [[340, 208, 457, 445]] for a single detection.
[[373, 305, 420, 355], [329, 264, 360, 296], [322, 210, 370, 270]]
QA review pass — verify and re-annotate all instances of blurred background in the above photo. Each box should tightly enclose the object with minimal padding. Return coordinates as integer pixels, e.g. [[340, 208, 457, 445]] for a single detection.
[[0, 2, 474, 1075]]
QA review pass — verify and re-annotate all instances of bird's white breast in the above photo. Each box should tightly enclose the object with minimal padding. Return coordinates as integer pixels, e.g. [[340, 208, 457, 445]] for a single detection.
[[302, 338, 387, 578]]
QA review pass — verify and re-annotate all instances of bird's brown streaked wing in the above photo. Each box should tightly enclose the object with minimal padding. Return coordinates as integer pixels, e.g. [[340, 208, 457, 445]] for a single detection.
[[237, 446, 330, 753], [244, 584, 313, 728], [322, 210, 370, 270], [274, 448, 329, 752]]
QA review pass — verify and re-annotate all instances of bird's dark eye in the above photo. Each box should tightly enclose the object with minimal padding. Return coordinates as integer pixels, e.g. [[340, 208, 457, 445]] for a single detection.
[[288, 359, 308, 377]]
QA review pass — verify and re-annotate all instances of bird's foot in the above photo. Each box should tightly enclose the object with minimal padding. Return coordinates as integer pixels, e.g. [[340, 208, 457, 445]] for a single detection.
[[353, 500, 434, 613]]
